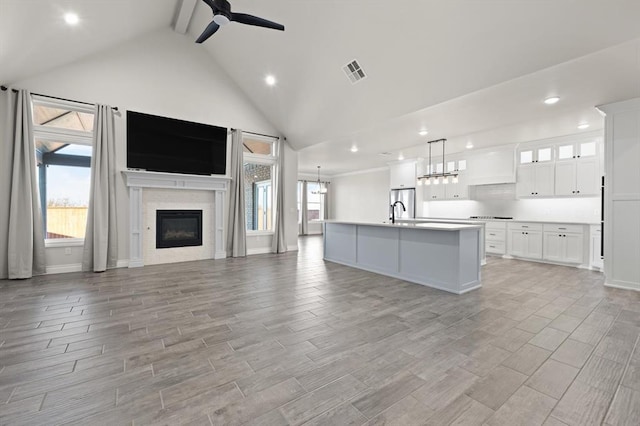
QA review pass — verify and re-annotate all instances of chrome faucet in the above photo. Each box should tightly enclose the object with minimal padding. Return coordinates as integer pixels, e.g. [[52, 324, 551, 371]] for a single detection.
[[390, 200, 406, 224]]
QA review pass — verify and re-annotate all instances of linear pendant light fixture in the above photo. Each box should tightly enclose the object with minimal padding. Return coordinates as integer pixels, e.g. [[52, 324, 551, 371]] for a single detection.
[[311, 166, 328, 194], [417, 138, 458, 186]]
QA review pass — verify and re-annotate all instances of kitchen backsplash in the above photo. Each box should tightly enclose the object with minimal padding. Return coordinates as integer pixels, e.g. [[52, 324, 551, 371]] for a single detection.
[[422, 196, 601, 223]]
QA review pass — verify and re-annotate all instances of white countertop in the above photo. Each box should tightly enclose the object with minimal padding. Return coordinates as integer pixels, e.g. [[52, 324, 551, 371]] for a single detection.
[[324, 220, 482, 231]]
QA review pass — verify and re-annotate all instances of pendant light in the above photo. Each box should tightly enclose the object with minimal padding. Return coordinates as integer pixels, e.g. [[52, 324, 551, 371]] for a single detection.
[[417, 138, 459, 185], [311, 166, 327, 194]]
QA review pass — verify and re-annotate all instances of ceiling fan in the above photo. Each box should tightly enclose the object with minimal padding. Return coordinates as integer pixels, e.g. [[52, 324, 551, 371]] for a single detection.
[[196, 0, 285, 43]]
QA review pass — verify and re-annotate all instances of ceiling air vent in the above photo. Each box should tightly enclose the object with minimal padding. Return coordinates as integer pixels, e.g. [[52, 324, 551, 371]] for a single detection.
[[343, 59, 367, 84]]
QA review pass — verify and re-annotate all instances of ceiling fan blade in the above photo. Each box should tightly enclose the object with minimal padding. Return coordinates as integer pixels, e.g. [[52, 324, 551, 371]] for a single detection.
[[231, 13, 285, 31], [196, 21, 220, 43], [201, 0, 218, 13]]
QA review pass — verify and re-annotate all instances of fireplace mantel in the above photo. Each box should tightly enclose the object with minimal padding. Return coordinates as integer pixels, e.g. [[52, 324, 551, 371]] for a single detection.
[[122, 170, 230, 267]]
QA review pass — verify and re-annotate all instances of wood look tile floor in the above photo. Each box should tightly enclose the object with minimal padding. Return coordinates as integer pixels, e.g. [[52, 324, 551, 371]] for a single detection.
[[1, 235, 639, 425]]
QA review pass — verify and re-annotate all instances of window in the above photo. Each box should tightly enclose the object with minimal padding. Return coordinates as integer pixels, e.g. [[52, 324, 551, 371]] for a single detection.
[[242, 134, 277, 232], [297, 180, 327, 222], [33, 97, 95, 242], [306, 182, 324, 220]]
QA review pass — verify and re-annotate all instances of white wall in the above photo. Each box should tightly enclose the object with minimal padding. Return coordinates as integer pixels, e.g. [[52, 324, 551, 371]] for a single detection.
[[331, 168, 390, 223], [7, 28, 297, 274]]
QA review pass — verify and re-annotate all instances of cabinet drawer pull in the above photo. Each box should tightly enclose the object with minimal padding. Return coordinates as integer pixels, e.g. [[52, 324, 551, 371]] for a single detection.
[[559, 227, 566, 230]]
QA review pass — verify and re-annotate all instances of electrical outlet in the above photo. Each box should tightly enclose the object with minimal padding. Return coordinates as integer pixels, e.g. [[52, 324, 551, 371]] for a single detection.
[[64, 247, 72, 255]]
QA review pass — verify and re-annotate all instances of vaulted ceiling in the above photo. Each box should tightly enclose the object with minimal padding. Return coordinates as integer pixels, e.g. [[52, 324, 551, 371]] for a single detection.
[[2, 0, 640, 175]]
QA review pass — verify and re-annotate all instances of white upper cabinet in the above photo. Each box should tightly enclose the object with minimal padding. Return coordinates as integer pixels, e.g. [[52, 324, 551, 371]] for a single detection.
[[554, 138, 600, 196], [516, 162, 555, 197], [516, 132, 602, 198], [555, 159, 599, 196], [389, 160, 416, 189], [519, 145, 554, 164]]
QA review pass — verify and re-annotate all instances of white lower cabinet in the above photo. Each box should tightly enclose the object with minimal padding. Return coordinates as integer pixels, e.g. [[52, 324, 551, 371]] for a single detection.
[[542, 224, 584, 264], [508, 223, 543, 259], [590, 225, 603, 270], [485, 221, 507, 255], [543, 232, 583, 263]]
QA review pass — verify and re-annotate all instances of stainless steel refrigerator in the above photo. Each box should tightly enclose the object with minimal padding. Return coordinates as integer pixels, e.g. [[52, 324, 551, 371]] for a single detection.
[[389, 188, 416, 220]]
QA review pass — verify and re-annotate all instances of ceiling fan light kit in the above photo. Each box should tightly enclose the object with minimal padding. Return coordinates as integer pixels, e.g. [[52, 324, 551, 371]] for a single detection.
[[197, 0, 285, 43]]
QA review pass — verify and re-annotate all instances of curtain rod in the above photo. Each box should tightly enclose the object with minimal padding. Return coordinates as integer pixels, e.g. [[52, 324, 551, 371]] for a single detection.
[[1, 85, 119, 111], [232, 128, 280, 140]]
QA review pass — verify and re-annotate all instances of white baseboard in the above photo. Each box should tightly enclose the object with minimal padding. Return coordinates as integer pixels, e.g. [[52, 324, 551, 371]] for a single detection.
[[214, 250, 226, 259], [287, 244, 299, 252], [116, 260, 129, 268], [246, 247, 272, 256], [128, 259, 144, 268], [46, 263, 82, 275], [604, 281, 640, 292]]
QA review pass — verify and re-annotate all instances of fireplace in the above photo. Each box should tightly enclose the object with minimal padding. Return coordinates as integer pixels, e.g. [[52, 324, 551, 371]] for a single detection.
[[156, 210, 203, 249]]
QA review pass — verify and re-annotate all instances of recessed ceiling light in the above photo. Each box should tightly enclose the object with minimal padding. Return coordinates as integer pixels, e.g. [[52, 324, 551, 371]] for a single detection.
[[350, 146, 358, 153], [577, 123, 590, 130], [419, 129, 428, 136], [465, 141, 474, 149], [64, 12, 79, 26], [398, 153, 404, 161], [544, 96, 560, 105], [265, 75, 276, 86]]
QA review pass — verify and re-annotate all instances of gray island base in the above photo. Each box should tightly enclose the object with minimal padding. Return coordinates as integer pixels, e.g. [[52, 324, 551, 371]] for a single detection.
[[323, 221, 482, 294]]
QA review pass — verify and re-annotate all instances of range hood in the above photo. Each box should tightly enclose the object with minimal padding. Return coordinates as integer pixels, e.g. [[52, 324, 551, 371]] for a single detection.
[[466, 145, 516, 185]]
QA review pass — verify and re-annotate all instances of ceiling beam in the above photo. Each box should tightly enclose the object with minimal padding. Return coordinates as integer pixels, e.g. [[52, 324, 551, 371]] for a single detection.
[[173, 0, 198, 34]]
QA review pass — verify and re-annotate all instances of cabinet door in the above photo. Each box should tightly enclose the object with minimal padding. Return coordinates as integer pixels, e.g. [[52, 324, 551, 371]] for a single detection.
[[544, 232, 564, 261], [526, 231, 543, 259], [445, 174, 468, 199], [564, 233, 584, 264], [423, 182, 445, 200], [555, 161, 576, 196], [509, 230, 526, 257], [516, 165, 536, 197], [390, 162, 416, 189], [575, 159, 598, 195], [535, 163, 555, 196], [591, 233, 603, 269]]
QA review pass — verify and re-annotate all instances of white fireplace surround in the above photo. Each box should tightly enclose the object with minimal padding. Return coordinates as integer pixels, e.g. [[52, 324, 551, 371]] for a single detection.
[[122, 170, 229, 267]]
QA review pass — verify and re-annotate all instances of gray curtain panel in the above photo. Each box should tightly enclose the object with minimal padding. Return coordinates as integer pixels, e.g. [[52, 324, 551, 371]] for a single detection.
[[323, 182, 329, 221], [0, 90, 13, 279], [6, 89, 46, 279], [271, 137, 287, 253], [226, 129, 246, 257], [301, 180, 309, 235], [82, 104, 118, 272]]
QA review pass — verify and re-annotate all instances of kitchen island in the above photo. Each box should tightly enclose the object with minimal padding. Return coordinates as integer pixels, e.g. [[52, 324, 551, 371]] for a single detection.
[[323, 221, 483, 294]]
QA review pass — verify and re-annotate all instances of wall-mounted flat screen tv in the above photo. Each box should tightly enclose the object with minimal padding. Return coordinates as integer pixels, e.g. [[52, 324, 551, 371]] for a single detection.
[[127, 111, 227, 176]]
